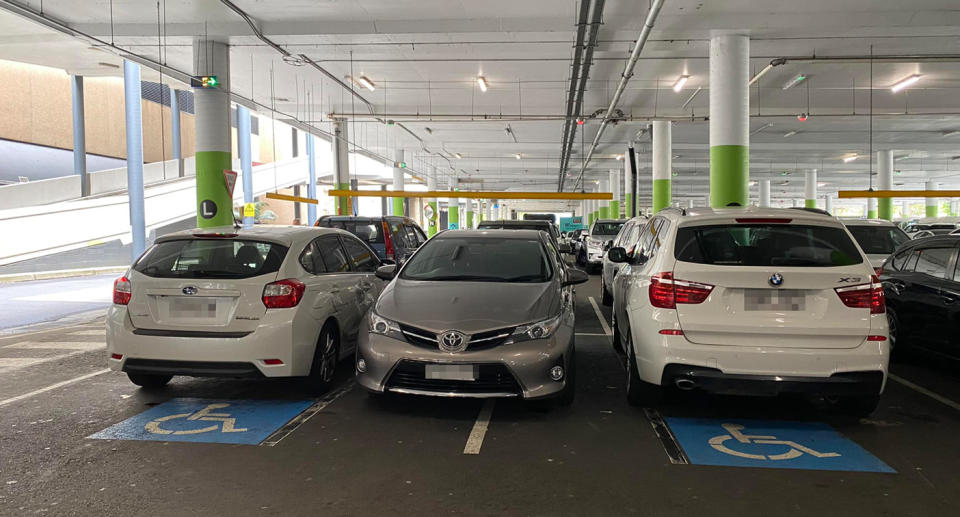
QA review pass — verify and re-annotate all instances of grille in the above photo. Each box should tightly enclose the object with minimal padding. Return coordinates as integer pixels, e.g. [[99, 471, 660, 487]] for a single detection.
[[398, 324, 516, 351], [400, 324, 436, 348], [386, 360, 522, 394]]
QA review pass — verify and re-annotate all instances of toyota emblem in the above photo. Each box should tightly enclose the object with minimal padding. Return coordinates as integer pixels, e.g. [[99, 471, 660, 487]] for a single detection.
[[182, 286, 198, 295], [438, 331, 468, 352], [768, 273, 784, 287]]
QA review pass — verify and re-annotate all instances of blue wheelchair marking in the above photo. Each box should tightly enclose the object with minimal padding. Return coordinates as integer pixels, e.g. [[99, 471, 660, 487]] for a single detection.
[[88, 398, 313, 445], [664, 417, 895, 473]]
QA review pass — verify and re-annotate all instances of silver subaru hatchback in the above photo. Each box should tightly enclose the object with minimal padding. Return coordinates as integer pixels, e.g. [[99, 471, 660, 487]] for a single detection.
[[356, 229, 588, 405]]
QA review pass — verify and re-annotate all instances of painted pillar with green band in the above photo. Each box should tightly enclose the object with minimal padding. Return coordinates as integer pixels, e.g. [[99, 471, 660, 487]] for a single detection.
[[804, 170, 817, 209], [652, 120, 672, 213], [868, 198, 878, 219], [624, 146, 636, 217], [598, 179, 610, 219], [192, 38, 234, 228], [426, 174, 438, 236], [332, 118, 351, 215], [448, 178, 460, 229], [926, 180, 938, 217], [609, 168, 621, 218], [877, 150, 894, 220], [709, 33, 750, 208], [392, 149, 405, 216]]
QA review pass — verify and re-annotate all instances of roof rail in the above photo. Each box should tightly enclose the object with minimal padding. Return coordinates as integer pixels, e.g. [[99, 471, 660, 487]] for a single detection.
[[659, 206, 687, 216], [789, 207, 832, 217]]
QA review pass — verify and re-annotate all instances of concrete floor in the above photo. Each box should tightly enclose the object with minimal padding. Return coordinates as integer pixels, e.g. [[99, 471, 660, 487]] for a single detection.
[[0, 274, 958, 516]]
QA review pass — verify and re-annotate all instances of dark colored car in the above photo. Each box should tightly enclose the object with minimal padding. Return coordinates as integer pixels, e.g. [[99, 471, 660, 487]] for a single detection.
[[880, 235, 960, 359], [477, 220, 566, 251], [316, 216, 427, 264]]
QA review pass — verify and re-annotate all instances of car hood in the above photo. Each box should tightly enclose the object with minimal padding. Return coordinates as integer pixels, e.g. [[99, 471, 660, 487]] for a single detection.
[[375, 278, 559, 333]]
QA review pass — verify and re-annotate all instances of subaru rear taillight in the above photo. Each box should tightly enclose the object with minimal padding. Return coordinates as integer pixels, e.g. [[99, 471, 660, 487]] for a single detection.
[[382, 221, 396, 261], [835, 274, 885, 314], [113, 276, 131, 305], [649, 272, 714, 309], [262, 279, 306, 309]]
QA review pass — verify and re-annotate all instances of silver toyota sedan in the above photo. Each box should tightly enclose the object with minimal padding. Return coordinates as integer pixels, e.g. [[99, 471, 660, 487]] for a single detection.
[[356, 229, 589, 405]]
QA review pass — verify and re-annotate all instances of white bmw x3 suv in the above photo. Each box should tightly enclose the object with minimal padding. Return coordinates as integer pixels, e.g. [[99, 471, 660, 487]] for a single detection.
[[106, 226, 385, 391], [608, 207, 888, 416]]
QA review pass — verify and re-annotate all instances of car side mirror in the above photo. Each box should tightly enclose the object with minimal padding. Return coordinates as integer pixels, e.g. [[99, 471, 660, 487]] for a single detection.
[[563, 268, 590, 286], [607, 246, 629, 263], [558, 242, 572, 254], [375, 264, 397, 280]]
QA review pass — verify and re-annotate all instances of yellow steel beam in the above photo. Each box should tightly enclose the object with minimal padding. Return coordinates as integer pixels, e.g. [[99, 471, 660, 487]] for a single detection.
[[328, 190, 612, 200], [265, 192, 319, 204], [838, 190, 960, 199]]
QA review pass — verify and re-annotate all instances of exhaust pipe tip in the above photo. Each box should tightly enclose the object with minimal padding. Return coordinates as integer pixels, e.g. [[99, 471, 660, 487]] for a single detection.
[[674, 378, 696, 391]]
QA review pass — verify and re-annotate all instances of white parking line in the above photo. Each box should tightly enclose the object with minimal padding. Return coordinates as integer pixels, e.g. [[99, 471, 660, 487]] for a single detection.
[[69, 329, 106, 336], [260, 383, 354, 447], [463, 399, 496, 455], [587, 296, 612, 336], [5, 341, 104, 351], [889, 373, 960, 412], [575, 332, 609, 337], [0, 368, 111, 408]]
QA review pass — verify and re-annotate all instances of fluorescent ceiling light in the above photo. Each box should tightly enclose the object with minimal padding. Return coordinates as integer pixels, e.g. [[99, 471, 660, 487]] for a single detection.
[[356, 75, 375, 91], [455, 153, 463, 159], [783, 130, 799, 138], [615, 154, 623, 161], [942, 130, 960, 137], [843, 155, 858, 163], [817, 182, 827, 187], [515, 153, 522, 160], [748, 64, 774, 86], [782, 73, 807, 90], [890, 74, 921, 93], [750, 123, 774, 136], [672, 75, 689, 92], [477, 76, 488, 92]]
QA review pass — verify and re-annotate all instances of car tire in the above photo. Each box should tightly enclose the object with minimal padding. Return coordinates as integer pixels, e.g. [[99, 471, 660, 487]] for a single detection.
[[611, 310, 623, 354], [559, 350, 576, 407], [625, 332, 660, 407], [600, 279, 613, 306], [886, 308, 901, 356], [577, 250, 586, 267], [305, 321, 340, 394], [127, 373, 172, 388]]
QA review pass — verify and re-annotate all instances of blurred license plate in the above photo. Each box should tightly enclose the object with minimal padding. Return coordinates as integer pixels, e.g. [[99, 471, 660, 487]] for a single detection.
[[169, 297, 218, 318], [425, 364, 477, 381], [744, 289, 805, 311]]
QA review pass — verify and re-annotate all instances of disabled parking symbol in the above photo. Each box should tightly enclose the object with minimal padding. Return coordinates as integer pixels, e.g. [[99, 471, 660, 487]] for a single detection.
[[663, 417, 895, 473], [89, 398, 313, 445]]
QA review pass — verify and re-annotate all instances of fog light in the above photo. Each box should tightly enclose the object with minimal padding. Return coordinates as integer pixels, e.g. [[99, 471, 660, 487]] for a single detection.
[[357, 358, 367, 373], [549, 365, 564, 381]]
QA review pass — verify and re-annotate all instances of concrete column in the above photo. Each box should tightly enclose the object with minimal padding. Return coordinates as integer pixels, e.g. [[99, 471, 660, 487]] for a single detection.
[[306, 132, 317, 225], [687, 199, 695, 209], [610, 169, 622, 218], [448, 177, 460, 229], [901, 200, 909, 219], [427, 174, 438, 236], [877, 150, 894, 220], [332, 118, 350, 215], [170, 88, 183, 177], [868, 198, 878, 219], [804, 170, 817, 208], [70, 75, 88, 197], [624, 147, 635, 218], [192, 38, 233, 227], [926, 180, 938, 217], [759, 179, 771, 208], [951, 200, 959, 217], [466, 198, 475, 229], [824, 195, 834, 215], [123, 61, 146, 259], [598, 179, 610, 219], [392, 149, 405, 216], [237, 105, 254, 226], [709, 33, 750, 207], [652, 120, 672, 213]]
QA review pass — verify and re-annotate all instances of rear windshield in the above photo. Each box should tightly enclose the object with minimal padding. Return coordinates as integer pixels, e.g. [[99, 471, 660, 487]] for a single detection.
[[674, 224, 863, 267], [318, 220, 384, 244], [847, 226, 911, 255], [479, 222, 552, 235], [134, 239, 288, 279], [400, 237, 553, 283], [591, 222, 624, 236]]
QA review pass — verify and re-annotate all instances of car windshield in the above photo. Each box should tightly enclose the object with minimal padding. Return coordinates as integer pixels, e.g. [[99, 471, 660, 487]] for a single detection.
[[134, 238, 288, 278], [319, 219, 384, 244], [674, 224, 863, 267], [400, 237, 553, 282], [591, 222, 624, 236], [847, 226, 911, 255]]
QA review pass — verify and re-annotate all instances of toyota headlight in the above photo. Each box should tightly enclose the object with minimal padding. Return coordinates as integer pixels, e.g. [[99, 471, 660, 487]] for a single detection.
[[506, 315, 562, 343], [368, 311, 403, 340]]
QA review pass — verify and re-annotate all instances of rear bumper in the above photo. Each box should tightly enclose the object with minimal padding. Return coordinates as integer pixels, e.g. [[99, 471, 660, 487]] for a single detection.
[[662, 364, 884, 397], [122, 359, 264, 378]]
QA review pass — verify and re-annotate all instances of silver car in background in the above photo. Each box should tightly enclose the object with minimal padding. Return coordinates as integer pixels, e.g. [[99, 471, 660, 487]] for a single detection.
[[579, 219, 627, 273], [841, 219, 911, 273], [600, 216, 648, 305], [356, 230, 589, 405]]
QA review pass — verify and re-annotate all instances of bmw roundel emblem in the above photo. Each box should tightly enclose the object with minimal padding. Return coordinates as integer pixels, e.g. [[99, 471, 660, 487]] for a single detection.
[[768, 273, 784, 287]]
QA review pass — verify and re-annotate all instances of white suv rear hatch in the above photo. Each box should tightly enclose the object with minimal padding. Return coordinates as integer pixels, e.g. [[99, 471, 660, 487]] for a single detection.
[[126, 235, 288, 333], [669, 218, 876, 349]]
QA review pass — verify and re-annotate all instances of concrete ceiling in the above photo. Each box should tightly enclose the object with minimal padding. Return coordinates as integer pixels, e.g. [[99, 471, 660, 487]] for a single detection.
[[2, 0, 960, 211]]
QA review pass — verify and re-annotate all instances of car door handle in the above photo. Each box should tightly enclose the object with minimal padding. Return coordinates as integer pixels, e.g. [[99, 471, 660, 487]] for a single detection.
[[942, 294, 958, 304]]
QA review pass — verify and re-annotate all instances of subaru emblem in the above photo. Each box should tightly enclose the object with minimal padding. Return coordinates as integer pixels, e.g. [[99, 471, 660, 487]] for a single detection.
[[768, 273, 784, 287], [182, 286, 198, 295], [438, 330, 468, 352]]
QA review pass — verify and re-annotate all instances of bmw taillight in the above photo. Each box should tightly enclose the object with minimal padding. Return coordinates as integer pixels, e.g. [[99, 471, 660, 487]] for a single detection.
[[113, 276, 131, 305], [649, 272, 714, 309], [835, 274, 885, 314], [262, 279, 306, 309], [382, 221, 396, 261]]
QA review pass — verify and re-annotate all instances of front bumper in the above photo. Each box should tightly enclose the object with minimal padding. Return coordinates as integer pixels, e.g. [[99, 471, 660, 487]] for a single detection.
[[587, 249, 604, 265], [356, 324, 573, 400]]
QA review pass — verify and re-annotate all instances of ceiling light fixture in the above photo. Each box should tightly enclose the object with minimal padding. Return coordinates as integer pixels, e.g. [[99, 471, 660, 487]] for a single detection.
[[942, 130, 960, 137], [750, 123, 774, 136], [515, 153, 522, 160], [890, 74, 921, 93], [782, 73, 807, 90], [672, 75, 689, 92], [615, 154, 623, 161], [477, 76, 488, 92], [356, 75, 375, 91], [748, 64, 774, 86], [455, 153, 463, 159], [783, 130, 799, 138], [843, 155, 858, 163]]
